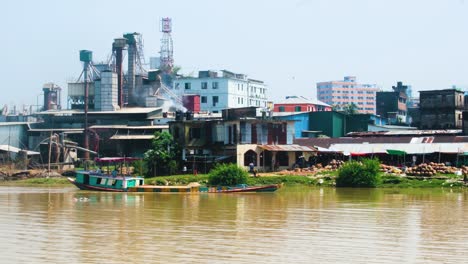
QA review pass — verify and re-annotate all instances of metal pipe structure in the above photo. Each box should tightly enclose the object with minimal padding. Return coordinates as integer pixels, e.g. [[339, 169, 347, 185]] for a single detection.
[[83, 61, 90, 160], [79, 50, 93, 160], [113, 38, 127, 107], [124, 33, 138, 106]]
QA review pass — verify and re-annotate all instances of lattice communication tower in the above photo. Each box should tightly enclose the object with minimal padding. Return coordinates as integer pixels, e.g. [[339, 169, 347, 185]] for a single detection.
[[160, 18, 174, 74]]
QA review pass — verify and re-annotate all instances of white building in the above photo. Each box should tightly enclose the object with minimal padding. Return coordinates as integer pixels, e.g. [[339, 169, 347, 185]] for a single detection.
[[172, 70, 268, 113]]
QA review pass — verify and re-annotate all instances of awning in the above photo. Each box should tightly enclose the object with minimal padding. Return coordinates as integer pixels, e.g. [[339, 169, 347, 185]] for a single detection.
[[110, 135, 154, 140], [316, 146, 342, 153], [95, 157, 141, 163], [259, 144, 316, 152], [330, 143, 468, 155], [387, 149, 407, 156]]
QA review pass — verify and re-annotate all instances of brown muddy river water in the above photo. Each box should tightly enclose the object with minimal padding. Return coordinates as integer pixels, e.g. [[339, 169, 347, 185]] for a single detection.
[[0, 186, 467, 263]]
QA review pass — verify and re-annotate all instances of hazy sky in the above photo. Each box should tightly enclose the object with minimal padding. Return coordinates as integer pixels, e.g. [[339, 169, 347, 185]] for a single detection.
[[2, 0, 468, 108]]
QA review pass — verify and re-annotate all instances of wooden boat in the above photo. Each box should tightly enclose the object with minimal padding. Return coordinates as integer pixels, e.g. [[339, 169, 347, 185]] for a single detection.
[[68, 157, 280, 193], [68, 175, 280, 193]]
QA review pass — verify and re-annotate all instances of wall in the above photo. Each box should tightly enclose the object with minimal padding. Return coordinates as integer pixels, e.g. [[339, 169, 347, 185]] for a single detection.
[[0, 123, 28, 149], [173, 76, 267, 113], [309, 111, 346, 138], [275, 113, 309, 138]]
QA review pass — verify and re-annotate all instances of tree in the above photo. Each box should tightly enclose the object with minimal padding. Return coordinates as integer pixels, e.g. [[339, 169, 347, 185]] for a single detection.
[[343, 103, 358, 115], [144, 131, 180, 176], [336, 158, 381, 187], [208, 163, 249, 186]]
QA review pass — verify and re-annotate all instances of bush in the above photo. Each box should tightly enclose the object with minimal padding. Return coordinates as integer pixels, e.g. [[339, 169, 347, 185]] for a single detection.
[[336, 159, 381, 187], [208, 163, 248, 186]]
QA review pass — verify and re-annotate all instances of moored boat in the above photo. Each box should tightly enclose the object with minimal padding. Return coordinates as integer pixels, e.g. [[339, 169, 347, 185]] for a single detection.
[[68, 175, 280, 193], [68, 158, 280, 193]]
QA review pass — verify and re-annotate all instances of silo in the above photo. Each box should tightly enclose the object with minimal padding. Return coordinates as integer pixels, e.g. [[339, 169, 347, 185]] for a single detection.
[[100, 71, 118, 111]]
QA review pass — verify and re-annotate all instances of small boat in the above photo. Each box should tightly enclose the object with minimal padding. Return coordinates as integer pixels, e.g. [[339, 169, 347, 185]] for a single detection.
[[68, 175, 280, 193], [68, 157, 280, 193]]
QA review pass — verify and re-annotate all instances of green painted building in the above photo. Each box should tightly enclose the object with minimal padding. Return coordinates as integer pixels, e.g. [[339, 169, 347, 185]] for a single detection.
[[309, 111, 346, 138], [309, 111, 369, 138]]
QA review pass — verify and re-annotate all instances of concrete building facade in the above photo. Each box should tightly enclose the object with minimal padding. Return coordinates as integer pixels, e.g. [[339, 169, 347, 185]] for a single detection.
[[419, 89, 464, 129], [376, 82, 408, 125], [317, 76, 379, 114], [172, 70, 268, 113]]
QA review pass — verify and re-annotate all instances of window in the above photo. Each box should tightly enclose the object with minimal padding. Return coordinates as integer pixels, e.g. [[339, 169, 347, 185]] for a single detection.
[[201, 82, 207, 89], [189, 127, 201, 139], [184, 82, 191, 90], [174, 83, 180, 90], [212, 82, 218, 89], [201, 96, 207, 103], [212, 96, 219, 106], [279, 106, 285, 112], [294, 106, 301, 112]]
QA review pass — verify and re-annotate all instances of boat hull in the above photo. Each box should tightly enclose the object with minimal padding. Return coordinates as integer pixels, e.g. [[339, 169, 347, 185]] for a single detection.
[[206, 184, 279, 193], [67, 178, 126, 192], [68, 177, 280, 193]]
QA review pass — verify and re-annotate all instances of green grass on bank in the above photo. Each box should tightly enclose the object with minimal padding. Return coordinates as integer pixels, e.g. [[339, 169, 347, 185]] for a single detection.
[[0, 177, 71, 186], [379, 175, 465, 188], [1, 173, 465, 188], [146, 174, 322, 186]]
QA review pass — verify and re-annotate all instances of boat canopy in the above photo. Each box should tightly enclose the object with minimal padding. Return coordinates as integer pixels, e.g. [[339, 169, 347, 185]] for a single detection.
[[95, 157, 141, 163]]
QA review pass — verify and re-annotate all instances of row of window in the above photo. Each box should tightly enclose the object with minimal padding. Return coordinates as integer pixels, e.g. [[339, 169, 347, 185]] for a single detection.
[[319, 95, 376, 101], [277, 106, 329, 112], [174, 81, 219, 90], [318, 90, 376, 95], [200, 96, 219, 106]]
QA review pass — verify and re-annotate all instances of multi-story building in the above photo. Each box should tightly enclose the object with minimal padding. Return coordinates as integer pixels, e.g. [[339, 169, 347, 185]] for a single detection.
[[170, 107, 315, 172], [273, 96, 331, 113], [317, 76, 379, 114], [172, 70, 268, 113], [376, 82, 408, 125], [419, 89, 464, 129]]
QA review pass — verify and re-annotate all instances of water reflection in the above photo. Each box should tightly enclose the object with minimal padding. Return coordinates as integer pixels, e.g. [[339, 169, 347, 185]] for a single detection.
[[0, 186, 467, 263]]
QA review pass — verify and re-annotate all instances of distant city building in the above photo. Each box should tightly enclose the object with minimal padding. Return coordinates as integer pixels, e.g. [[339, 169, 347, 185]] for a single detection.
[[273, 96, 331, 113], [419, 89, 464, 129], [317, 76, 379, 114], [376, 82, 408, 125], [172, 70, 268, 113]]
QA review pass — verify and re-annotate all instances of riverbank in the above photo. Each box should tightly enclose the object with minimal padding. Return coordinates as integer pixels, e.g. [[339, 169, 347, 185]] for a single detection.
[[2, 172, 466, 188]]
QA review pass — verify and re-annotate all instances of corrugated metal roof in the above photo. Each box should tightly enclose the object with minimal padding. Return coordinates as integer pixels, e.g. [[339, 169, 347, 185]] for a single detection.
[[275, 96, 330, 107], [90, 125, 168, 129], [0, 145, 40, 155], [347, 129, 461, 137], [37, 107, 161, 115], [295, 136, 468, 149], [259, 144, 317, 152], [28, 128, 84, 132], [329, 143, 468, 154], [110, 135, 154, 140]]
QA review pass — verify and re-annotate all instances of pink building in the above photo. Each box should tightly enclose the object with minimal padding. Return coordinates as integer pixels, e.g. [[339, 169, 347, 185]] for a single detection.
[[317, 76, 379, 114]]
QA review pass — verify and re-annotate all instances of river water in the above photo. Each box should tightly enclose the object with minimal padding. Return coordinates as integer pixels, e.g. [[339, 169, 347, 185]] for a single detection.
[[0, 186, 467, 263]]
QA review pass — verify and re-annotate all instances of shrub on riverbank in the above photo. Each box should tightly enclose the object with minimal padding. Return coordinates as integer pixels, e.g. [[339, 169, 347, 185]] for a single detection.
[[208, 163, 248, 186], [336, 159, 381, 187]]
